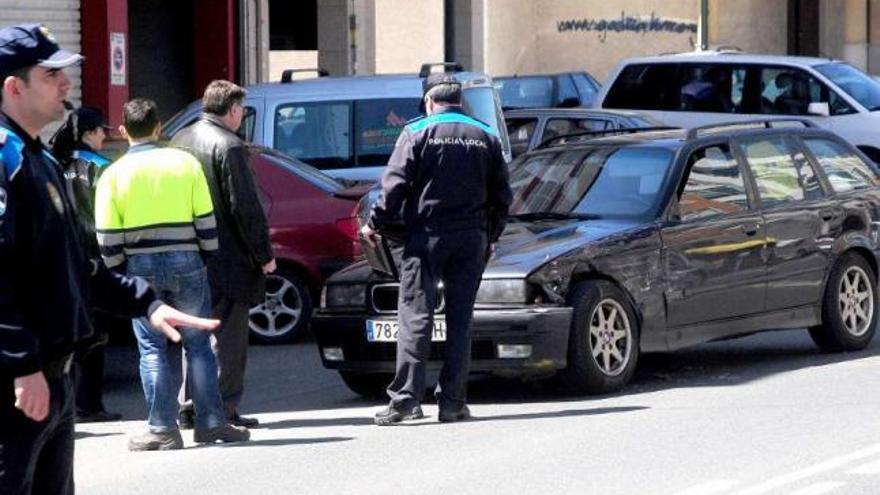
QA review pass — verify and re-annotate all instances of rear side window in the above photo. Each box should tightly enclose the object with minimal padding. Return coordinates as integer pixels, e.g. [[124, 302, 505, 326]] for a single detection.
[[678, 144, 749, 221], [543, 118, 612, 143], [354, 98, 421, 166], [274, 102, 352, 169], [605, 63, 745, 113], [741, 136, 822, 208], [803, 138, 880, 193], [506, 118, 538, 158], [604, 64, 679, 110]]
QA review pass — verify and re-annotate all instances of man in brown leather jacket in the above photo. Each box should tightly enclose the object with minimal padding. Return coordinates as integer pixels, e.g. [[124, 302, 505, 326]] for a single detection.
[[171, 80, 275, 427]]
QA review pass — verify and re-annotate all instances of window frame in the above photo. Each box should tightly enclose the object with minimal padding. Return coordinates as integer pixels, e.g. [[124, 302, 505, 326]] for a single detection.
[[734, 133, 827, 210], [796, 134, 880, 196], [674, 140, 756, 223]]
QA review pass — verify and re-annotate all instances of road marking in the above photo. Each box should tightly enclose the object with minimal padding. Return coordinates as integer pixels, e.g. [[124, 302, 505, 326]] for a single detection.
[[672, 480, 740, 495], [846, 456, 880, 474], [730, 443, 880, 495], [784, 482, 845, 495]]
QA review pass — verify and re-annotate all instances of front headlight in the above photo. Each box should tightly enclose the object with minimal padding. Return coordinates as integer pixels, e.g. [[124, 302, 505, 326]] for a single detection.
[[324, 284, 367, 308], [475, 279, 529, 304]]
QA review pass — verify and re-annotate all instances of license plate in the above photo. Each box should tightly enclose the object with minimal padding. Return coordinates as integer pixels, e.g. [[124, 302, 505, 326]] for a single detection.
[[365, 320, 446, 342]]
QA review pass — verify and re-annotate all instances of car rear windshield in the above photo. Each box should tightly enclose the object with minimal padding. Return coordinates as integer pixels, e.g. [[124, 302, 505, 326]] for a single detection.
[[496, 76, 555, 109], [508, 146, 673, 218], [815, 62, 880, 111]]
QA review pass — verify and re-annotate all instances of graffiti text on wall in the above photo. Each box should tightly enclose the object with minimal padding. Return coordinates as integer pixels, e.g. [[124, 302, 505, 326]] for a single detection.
[[557, 12, 698, 42]]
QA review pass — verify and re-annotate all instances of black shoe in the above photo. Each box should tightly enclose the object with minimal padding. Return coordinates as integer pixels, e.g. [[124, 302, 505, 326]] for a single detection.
[[128, 430, 184, 451], [76, 410, 123, 423], [374, 404, 424, 426], [178, 410, 194, 430], [228, 412, 259, 428], [193, 423, 250, 444], [438, 405, 471, 423]]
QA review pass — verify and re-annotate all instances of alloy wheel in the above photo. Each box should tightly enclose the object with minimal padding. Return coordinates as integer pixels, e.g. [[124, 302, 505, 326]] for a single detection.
[[838, 265, 874, 337], [249, 274, 304, 339], [588, 298, 633, 377]]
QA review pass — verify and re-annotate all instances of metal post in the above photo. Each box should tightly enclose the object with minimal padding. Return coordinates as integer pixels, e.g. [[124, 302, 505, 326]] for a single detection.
[[699, 0, 709, 51]]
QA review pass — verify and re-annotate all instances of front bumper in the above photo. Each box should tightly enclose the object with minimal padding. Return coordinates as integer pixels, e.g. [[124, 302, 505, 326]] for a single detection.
[[312, 306, 572, 377]]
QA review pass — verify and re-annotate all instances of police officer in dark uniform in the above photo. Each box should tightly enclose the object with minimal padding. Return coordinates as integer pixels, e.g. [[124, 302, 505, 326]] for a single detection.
[[362, 73, 512, 425], [51, 106, 122, 423], [0, 24, 219, 494]]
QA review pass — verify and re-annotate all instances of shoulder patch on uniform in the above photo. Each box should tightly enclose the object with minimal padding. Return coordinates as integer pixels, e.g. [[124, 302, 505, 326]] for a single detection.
[[0, 126, 24, 181], [74, 150, 112, 168]]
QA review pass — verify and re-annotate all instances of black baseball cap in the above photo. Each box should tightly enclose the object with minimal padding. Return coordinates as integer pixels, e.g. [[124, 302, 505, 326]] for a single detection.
[[0, 24, 83, 78], [422, 73, 460, 97], [420, 73, 461, 112], [76, 107, 112, 133]]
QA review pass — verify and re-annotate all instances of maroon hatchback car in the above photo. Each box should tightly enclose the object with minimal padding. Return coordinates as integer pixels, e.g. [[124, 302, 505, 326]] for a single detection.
[[247, 146, 368, 343]]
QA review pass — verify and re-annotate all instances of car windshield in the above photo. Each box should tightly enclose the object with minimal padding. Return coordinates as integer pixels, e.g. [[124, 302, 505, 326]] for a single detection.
[[508, 147, 673, 219], [815, 62, 880, 111], [496, 77, 554, 109]]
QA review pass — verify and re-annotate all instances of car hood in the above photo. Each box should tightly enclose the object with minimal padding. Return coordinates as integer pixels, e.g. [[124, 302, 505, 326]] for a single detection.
[[485, 218, 641, 278], [329, 217, 644, 284]]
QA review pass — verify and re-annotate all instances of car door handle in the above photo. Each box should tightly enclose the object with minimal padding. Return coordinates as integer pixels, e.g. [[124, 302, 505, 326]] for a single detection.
[[820, 211, 835, 221], [740, 224, 759, 236]]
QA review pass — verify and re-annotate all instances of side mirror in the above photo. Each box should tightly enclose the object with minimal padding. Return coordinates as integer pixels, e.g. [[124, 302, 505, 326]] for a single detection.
[[808, 102, 830, 117]]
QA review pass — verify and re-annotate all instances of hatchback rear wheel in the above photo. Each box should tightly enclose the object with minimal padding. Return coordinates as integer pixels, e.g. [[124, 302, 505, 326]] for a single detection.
[[809, 252, 878, 351], [249, 268, 313, 344]]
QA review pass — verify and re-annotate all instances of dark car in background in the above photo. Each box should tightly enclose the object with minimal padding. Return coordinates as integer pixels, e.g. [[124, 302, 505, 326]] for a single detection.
[[247, 146, 369, 343], [505, 107, 664, 158], [314, 119, 880, 397], [495, 71, 601, 110]]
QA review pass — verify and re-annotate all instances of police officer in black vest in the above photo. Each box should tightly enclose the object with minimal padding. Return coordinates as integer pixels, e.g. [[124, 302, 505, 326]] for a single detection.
[[0, 24, 219, 494], [362, 73, 512, 425]]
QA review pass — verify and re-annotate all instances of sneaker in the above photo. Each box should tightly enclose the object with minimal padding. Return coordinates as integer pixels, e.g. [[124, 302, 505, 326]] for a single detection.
[[438, 405, 471, 423], [228, 412, 259, 428], [193, 423, 250, 444], [178, 410, 194, 430], [128, 430, 184, 451], [76, 410, 123, 423], [374, 403, 424, 426]]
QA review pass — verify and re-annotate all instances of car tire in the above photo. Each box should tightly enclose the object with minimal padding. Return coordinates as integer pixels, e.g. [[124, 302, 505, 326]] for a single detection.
[[809, 252, 878, 352], [561, 280, 640, 394], [338, 371, 392, 399], [248, 268, 313, 345]]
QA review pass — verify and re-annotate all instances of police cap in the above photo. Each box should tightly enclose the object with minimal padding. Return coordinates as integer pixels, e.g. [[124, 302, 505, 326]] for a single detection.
[[0, 24, 83, 79]]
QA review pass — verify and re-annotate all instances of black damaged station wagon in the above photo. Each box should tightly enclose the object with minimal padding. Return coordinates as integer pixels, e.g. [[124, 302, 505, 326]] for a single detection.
[[313, 119, 880, 397]]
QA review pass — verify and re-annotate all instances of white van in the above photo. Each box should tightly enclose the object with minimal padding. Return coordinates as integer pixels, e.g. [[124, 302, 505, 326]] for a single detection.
[[596, 52, 880, 161]]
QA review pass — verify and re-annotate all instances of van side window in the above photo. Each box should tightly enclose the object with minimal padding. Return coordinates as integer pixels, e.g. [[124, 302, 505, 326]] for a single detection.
[[354, 98, 421, 167], [803, 138, 880, 193], [274, 102, 352, 169], [506, 118, 538, 158], [678, 144, 749, 221], [237, 106, 256, 142], [741, 136, 822, 208], [678, 65, 746, 113], [758, 67, 852, 116]]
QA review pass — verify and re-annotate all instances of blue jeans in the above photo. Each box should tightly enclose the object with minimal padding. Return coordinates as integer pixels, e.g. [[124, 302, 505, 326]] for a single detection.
[[128, 251, 224, 432]]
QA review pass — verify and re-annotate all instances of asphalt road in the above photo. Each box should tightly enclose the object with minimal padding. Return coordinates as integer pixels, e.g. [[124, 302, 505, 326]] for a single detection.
[[74, 328, 880, 495]]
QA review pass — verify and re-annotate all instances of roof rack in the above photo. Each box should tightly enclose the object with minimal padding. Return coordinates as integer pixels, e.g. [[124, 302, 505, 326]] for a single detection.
[[281, 68, 329, 83], [685, 118, 816, 139], [419, 62, 464, 78], [536, 127, 681, 150]]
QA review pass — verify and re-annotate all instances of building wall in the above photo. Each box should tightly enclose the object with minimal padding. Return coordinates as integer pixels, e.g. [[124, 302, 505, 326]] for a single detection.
[[482, 0, 699, 82], [707, 0, 788, 54], [373, 0, 444, 73]]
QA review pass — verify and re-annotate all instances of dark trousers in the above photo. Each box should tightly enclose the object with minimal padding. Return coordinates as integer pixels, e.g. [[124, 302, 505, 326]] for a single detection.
[[0, 371, 75, 495], [181, 296, 251, 417], [74, 344, 106, 415], [387, 229, 487, 411]]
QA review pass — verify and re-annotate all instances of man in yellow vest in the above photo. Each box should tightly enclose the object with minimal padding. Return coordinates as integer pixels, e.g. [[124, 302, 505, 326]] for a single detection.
[[95, 98, 249, 450]]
